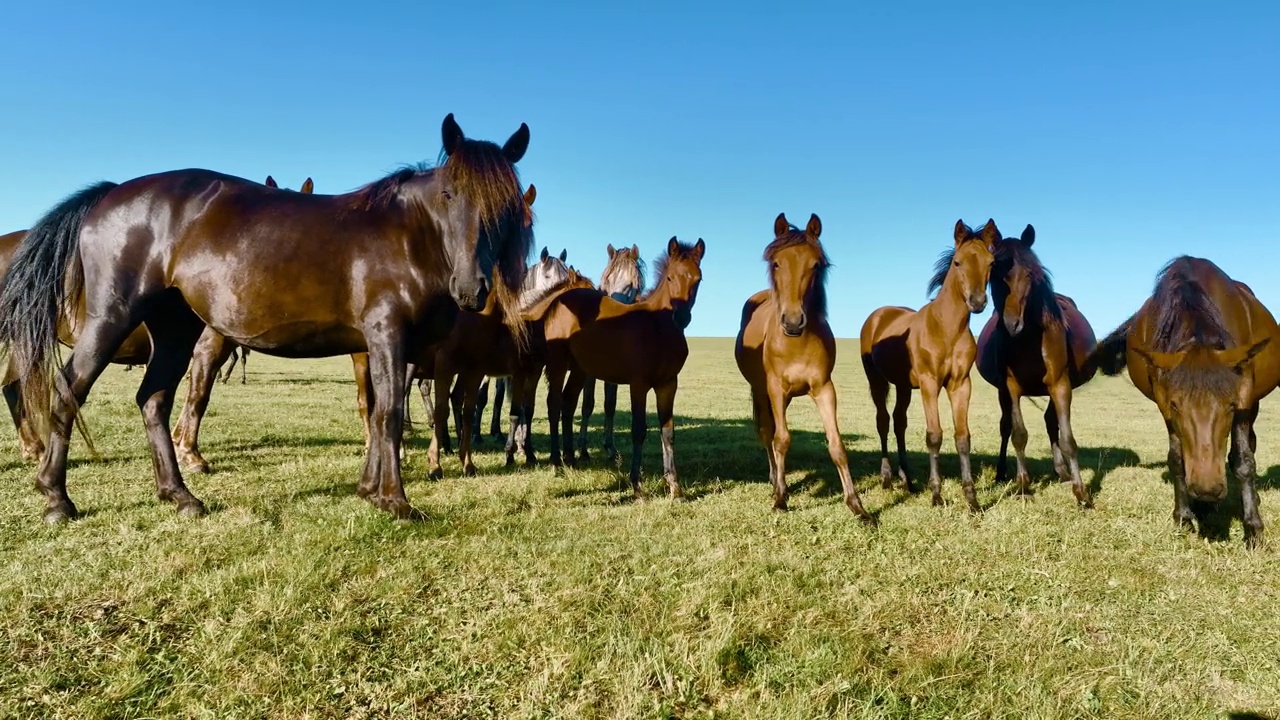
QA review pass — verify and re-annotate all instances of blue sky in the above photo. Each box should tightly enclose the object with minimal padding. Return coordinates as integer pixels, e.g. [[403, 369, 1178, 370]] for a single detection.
[[1, 1, 1277, 339]]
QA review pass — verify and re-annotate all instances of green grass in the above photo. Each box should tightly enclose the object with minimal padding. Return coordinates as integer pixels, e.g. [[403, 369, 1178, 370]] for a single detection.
[[2, 337, 1279, 719]]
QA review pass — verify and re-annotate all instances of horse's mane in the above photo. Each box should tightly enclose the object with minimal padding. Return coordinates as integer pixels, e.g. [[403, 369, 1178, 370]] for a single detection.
[[926, 223, 994, 297], [643, 240, 701, 301], [600, 249, 647, 298], [518, 267, 597, 319], [995, 237, 1063, 325], [764, 224, 830, 322], [1150, 256, 1240, 399]]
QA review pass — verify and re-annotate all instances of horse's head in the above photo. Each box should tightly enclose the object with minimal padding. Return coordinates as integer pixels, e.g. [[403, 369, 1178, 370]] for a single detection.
[[951, 219, 998, 313], [651, 237, 706, 330], [600, 243, 645, 303], [1137, 339, 1271, 501], [435, 113, 531, 313], [524, 245, 571, 301], [766, 212, 828, 337], [991, 224, 1043, 336], [264, 176, 315, 194]]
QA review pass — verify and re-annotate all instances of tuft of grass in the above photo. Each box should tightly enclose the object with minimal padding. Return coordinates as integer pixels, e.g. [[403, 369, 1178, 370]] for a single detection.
[[2, 338, 1279, 718]]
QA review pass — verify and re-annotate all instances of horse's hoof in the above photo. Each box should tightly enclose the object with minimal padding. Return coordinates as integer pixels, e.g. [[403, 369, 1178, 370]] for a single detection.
[[43, 504, 77, 525], [376, 496, 414, 519], [931, 495, 944, 507], [464, 465, 478, 478], [772, 502, 789, 512], [671, 492, 688, 504], [428, 468, 444, 481], [880, 475, 894, 490], [178, 500, 208, 518]]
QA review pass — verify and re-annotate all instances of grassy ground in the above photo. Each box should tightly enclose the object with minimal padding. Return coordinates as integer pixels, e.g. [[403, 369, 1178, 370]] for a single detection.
[[2, 337, 1279, 719]]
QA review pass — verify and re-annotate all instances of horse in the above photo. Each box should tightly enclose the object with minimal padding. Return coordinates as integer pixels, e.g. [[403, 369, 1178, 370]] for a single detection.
[[1087, 257, 1280, 547], [537, 237, 705, 501], [736, 213, 872, 521], [425, 241, 573, 479], [860, 220, 997, 512], [575, 243, 646, 462], [0, 113, 532, 523], [975, 224, 1097, 507], [171, 175, 316, 473]]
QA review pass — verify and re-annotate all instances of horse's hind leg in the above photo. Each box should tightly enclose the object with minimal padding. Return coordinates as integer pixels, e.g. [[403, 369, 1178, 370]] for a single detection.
[[490, 376, 506, 438], [862, 356, 894, 488], [750, 385, 778, 500], [1048, 380, 1091, 508], [602, 381, 621, 463], [1044, 400, 1067, 480], [813, 381, 872, 521], [428, 364, 454, 480], [351, 353, 372, 451], [562, 369, 587, 469], [892, 384, 913, 492], [172, 327, 235, 473], [135, 301, 208, 516], [576, 377, 595, 462], [1005, 385, 1031, 496], [3, 356, 43, 461], [654, 378, 683, 501], [995, 386, 1013, 483], [218, 348, 236, 384], [472, 376, 488, 443], [239, 348, 249, 384], [458, 372, 481, 477]]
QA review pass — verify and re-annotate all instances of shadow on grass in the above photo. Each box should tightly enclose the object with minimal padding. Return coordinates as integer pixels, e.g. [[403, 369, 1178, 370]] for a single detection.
[[1137, 457, 1280, 544]]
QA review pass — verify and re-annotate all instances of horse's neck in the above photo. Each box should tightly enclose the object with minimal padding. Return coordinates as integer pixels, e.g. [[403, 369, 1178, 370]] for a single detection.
[[636, 280, 675, 311], [927, 275, 971, 337]]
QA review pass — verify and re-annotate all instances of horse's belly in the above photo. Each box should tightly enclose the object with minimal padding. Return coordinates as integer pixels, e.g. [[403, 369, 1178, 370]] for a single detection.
[[232, 322, 366, 357]]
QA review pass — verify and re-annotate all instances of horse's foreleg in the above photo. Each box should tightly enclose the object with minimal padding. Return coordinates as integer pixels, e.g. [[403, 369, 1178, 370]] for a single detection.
[[1235, 405, 1264, 548], [361, 329, 409, 517], [428, 362, 454, 481], [862, 356, 894, 489], [766, 376, 792, 510], [172, 327, 235, 473], [813, 381, 871, 521], [995, 385, 1013, 484], [920, 376, 946, 507], [239, 348, 249, 384], [545, 356, 567, 469], [654, 378, 682, 501], [562, 369, 586, 469], [472, 376, 489, 442], [1049, 380, 1091, 508], [1006, 384, 1030, 496], [490, 376, 506, 438], [628, 382, 649, 500], [576, 377, 595, 462], [947, 375, 979, 512], [603, 381, 620, 463], [351, 353, 373, 453], [1167, 425, 1194, 532], [892, 384, 913, 491], [459, 372, 481, 477]]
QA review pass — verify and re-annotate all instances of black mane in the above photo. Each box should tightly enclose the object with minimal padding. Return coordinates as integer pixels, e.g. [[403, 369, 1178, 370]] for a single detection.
[[994, 237, 1064, 324]]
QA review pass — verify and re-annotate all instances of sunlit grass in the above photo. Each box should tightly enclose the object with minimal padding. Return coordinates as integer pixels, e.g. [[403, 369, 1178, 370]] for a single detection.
[[2, 338, 1278, 718]]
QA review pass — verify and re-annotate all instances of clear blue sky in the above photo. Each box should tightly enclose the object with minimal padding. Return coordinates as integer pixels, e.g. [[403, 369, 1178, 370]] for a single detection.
[[2, 1, 1277, 339]]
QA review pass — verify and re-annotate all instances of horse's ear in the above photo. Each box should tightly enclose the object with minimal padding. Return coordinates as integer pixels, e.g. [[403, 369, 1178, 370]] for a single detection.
[[667, 236, 679, 256], [524, 184, 537, 208], [442, 113, 465, 156], [300, 178, 314, 194], [631, 243, 639, 256], [980, 219, 1001, 248], [1021, 224, 1035, 247], [774, 213, 789, 237], [607, 244, 616, 258], [540, 246, 549, 262], [503, 122, 531, 163], [954, 219, 971, 244], [1133, 346, 1183, 372], [1217, 338, 1271, 372], [806, 214, 822, 239], [559, 248, 568, 262], [265, 176, 278, 188], [692, 238, 706, 262]]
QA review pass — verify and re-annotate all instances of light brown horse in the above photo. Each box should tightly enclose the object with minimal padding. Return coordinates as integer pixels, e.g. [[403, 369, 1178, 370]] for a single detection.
[[536, 238, 705, 500], [1088, 257, 1280, 547], [172, 175, 315, 472], [860, 220, 996, 511], [736, 213, 871, 520], [976, 225, 1097, 507]]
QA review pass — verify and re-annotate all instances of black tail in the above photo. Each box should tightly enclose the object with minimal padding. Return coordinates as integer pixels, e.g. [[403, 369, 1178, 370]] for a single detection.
[[1087, 314, 1136, 376], [0, 181, 119, 451]]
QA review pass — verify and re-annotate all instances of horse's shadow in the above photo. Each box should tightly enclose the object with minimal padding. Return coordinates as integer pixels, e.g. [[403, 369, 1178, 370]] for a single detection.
[[1136, 457, 1280, 543]]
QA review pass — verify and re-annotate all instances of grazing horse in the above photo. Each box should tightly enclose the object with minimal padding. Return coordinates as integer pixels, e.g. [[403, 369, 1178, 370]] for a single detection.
[[0, 113, 532, 523], [860, 220, 996, 512], [1088, 257, 1280, 547], [0, 231, 151, 461], [575, 243, 646, 462], [976, 225, 1096, 507], [538, 237, 705, 500], [735, 213, 871, 520], [172, 175, 315, 472]]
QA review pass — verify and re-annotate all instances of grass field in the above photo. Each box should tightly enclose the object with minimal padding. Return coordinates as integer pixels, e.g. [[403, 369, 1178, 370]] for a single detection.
[[2, 337, 1279, 719]]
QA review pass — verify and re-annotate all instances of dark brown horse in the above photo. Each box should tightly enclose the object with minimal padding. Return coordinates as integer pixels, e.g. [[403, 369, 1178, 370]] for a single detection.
[[976, 225, 1096, 507], [860, 220, 996, 512], [536, 238, 705, 500], [0, 114, 532, 523], [1088, 257, 1280, 547], [172, 175, 316, 472], [575, 243, 645, 462], [736, 213, 871, 520]]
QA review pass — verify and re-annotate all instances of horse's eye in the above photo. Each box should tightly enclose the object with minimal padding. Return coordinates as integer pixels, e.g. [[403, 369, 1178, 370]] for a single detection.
[[953, 260, 960, 268], [1169, 401, 1179, 413], [771, 262, 780, 270], [441, 190, 453, 200]]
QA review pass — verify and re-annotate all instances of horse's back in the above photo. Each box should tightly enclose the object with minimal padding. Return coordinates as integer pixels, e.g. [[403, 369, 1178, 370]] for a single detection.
[[859, 306, 914, 356]]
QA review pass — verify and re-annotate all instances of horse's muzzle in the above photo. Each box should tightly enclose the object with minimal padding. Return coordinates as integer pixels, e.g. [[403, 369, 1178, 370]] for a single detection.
[[781, 311, 806, 337], [450, 274, 489, 312], [1004, 315, 1025, 336], [968, 293, 988, 314]]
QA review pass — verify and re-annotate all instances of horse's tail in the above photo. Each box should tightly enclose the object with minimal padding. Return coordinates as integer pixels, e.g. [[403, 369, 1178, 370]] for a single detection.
[[0, 181, 118, 451], [1086, 314, 1136, 377]]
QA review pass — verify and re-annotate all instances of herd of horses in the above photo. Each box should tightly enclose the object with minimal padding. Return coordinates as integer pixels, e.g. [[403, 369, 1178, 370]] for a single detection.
[[0, 114, 1275, 548]]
